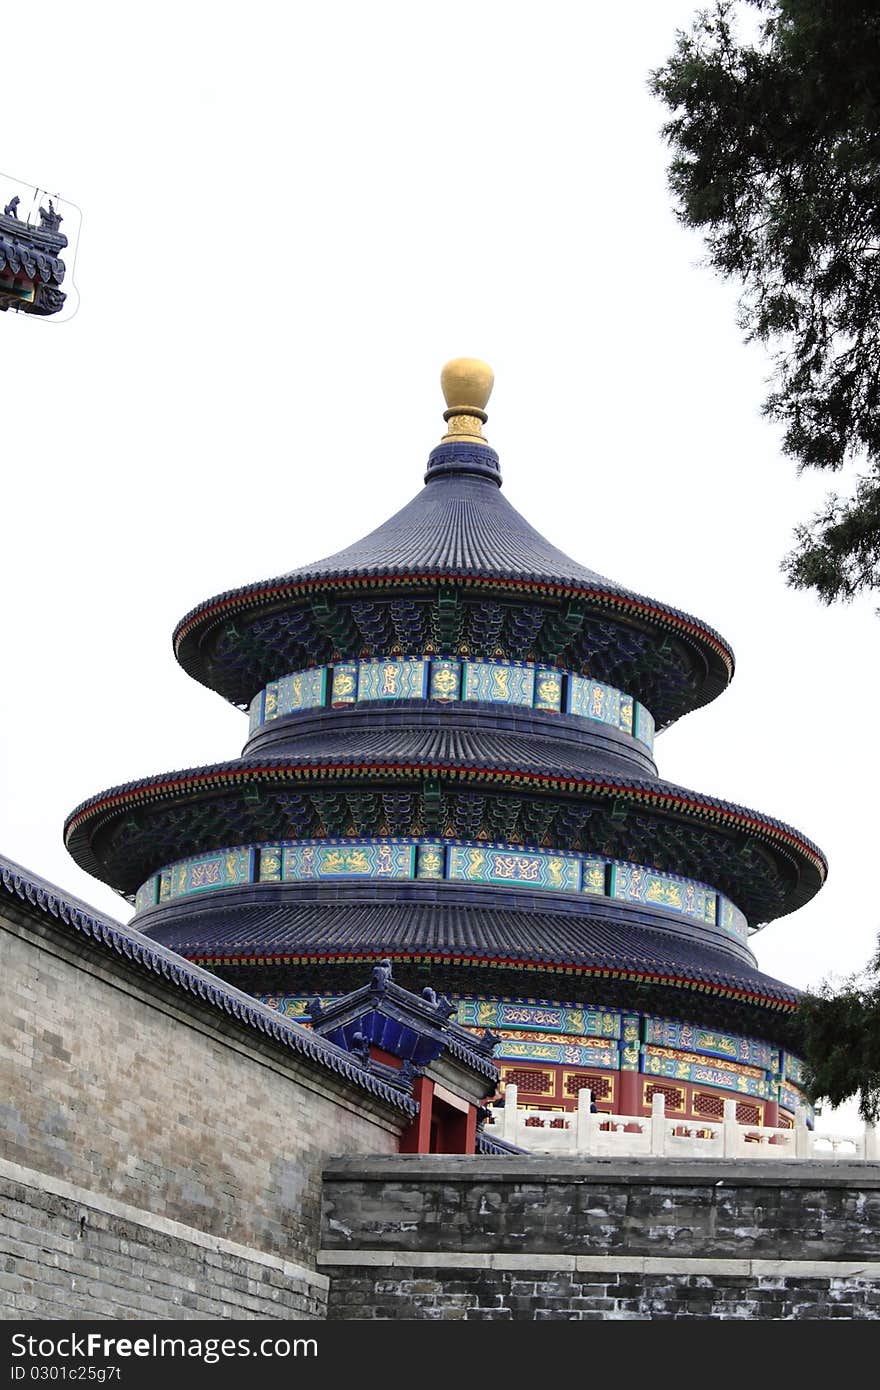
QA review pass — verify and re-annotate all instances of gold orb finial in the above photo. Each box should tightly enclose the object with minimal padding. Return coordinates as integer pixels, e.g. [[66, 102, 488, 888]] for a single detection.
[[440, 357, 494, 446]]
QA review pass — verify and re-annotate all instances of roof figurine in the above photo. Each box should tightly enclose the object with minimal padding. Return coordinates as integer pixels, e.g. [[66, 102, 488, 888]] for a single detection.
[[370, 957, 394, 993], [38, 199, 63, 232], [64, 357, 827, 1134]]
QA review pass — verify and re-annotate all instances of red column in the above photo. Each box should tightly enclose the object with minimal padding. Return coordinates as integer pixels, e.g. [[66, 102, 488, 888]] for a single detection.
[[464, 1104, 478, 1155], [763, 1099, 779, 1128], [399, 1076, 434, 1153], [617, 1069, 642, 1117]]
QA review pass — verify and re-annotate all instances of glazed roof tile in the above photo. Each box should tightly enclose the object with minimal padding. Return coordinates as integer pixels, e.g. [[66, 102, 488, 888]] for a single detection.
[[282, 472, 627, 586], [140, 897, 800, 1009], [0, 217, 66, 282], [172, 460, 735, 716], [311, 976, 500, 1081], [181, 474, 729, 636], [63, 733, 827, 909]]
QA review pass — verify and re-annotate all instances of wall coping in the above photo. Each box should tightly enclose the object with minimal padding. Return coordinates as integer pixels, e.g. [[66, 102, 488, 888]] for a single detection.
[[322, 1154, 880, 1188], [315, 1248, 880, 1280]]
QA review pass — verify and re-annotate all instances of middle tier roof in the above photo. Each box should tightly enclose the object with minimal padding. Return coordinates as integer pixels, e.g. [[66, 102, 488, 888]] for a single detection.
[[64, 718, 827, 923]]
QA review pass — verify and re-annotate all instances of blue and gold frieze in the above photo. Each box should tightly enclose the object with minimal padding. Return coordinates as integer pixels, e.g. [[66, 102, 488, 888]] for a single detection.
[[134, 876, 158, 914], [248, 690, 265, 736], [782, 1052, 807, 1086], [643, 1045, 773, 1099], [245, 656, 656, 752], [567, 676, 649, 749], [717, 896, 750, 945], [136, 835, 746, 932], [456, 999, 621, 1039], [568, 674, 619, 728], [331, 662, 358, 705], [534, 669, 563, 711], [357, 658, 428, 702], [158, 847, 254, 903], [448, 844, 581, 893], [779, 1082, 812, 1118], [619, 694, 634, 737], [463, 660, 535, 707], [494, 1039, 619, 1068], [610, 860, 716, 925], [279, 840, 416, 881], [416, 842, 445, 879], [581, 857, 607, 895], [269, 668, 328, 720], [634, 703, 655, 751], [429, 659, 461, 701], [643, 1018, 777, 1072], [620, 1014, 640, 1070], [258, 847, 283, 881]]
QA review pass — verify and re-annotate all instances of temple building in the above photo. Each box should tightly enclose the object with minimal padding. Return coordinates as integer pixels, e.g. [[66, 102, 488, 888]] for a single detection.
[[64, 359, 827, 1133], [0, 197, 67, 316]]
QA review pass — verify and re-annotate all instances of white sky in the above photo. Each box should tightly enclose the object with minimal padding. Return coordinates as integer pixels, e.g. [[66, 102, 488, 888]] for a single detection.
[[2, 3, 877, 1124]]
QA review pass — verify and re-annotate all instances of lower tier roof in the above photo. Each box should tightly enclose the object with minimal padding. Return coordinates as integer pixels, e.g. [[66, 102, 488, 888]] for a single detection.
[[141, 894, 799, 1013]]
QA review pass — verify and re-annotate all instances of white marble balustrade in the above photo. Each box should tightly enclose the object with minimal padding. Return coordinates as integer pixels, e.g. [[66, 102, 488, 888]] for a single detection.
[[485, 1085, 880, 1160]]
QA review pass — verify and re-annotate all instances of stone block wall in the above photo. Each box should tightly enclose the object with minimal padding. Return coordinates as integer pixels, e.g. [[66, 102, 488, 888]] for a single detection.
[[319, 1155, 880, 1320]]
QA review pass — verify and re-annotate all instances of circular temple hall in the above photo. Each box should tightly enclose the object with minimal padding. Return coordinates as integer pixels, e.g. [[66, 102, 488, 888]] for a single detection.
[[65, 359, 827, 1130]]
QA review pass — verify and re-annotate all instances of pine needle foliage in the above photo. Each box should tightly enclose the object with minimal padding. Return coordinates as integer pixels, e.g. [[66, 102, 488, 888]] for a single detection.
[[797, 937, 880, 1122], [651, 1, 880, 606]]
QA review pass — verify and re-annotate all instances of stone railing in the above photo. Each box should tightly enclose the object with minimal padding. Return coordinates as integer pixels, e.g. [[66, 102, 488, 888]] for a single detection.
[[484, 1085, 880, 1161]]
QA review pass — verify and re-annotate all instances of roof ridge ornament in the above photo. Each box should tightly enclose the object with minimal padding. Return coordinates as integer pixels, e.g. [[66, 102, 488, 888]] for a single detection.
[[440, 357, 494, 446], [425, 357, 502, 485]]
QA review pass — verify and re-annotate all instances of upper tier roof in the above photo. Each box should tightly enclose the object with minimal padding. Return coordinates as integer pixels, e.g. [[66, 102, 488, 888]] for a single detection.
[[173, 365, 735, 725], [279, 456, 645, 587]]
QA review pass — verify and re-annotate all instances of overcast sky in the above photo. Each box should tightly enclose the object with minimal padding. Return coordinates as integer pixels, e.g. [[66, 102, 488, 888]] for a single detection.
[[3, 4, 878, 1122]]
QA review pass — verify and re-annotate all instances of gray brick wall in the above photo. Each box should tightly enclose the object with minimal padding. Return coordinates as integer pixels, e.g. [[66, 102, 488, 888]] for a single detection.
[[1, 905, 404, 1320], [0, 1171, 327, 1320], [324, 1266, 880, 1320]]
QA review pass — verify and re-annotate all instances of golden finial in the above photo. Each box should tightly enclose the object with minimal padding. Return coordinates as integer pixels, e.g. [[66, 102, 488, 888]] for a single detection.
[[440, 357, 494, 446]]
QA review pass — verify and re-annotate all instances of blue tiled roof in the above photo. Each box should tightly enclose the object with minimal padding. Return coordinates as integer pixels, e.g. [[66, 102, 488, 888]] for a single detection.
[[64, 734, 824, 857], [63, 731, 827, 919], [476, 1130, 524, 1156], [188, 469, 729, 642], [139, 897, 800, 1007], [0, 219, 66, 283], [282, 470, 627, 587], [0, 853, 417, 1116], [172, 460, 735, 716], [311, 977, 500, 1082], [242, 720, 646, 780]]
